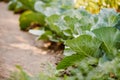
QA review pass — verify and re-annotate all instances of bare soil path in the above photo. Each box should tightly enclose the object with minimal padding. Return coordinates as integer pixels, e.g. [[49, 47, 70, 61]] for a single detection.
[[0, 2, 57, 79]]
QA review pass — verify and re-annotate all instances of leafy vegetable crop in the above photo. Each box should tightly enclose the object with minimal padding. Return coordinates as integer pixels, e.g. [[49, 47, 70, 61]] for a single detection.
[[19, 11, 45, 30], [7, 0, 120, 79], [8, 0, 27, 13], [55, 9, 120, 79]]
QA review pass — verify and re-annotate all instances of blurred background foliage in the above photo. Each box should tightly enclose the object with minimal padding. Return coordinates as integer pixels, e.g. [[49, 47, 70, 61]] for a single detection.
[[1, 0, 120, 13], [75, 0, 120, 13]]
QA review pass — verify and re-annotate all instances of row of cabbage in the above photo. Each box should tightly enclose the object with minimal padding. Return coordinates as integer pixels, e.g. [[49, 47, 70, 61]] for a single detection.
[[8, 0, 120, 79]]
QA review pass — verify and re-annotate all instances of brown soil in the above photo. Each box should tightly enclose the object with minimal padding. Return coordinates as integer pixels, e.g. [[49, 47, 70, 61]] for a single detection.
[[0, 2, 61, 79]]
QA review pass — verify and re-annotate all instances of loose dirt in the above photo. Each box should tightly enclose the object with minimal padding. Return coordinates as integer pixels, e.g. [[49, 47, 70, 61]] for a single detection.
[[0, 2, 59, 79]]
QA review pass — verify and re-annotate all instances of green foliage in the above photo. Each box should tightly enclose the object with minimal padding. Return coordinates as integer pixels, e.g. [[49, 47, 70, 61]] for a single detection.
[[34, 0, 74, 16], [51, 8, 120, 79], [92, 27, 120, 59], [17, 1, 120, 78], [18, 0, 38, 11], [114, 14, 120, 30], [8, 0, 27, 13], [65, 35, 102, 57], [57, 54, 85, 69], [19, 11, 45, 30], [92, 8, 120, 30], [6, 0, 120, 79], [38, 8, 120, 42], [65, 57, 120, 79]]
